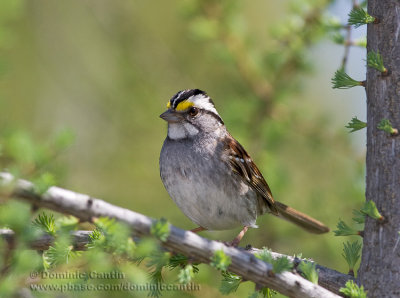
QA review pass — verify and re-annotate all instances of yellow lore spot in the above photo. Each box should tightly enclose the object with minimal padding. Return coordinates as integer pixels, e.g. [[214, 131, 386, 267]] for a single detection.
[[166, 101, 171, 109], [175, 100, 194, 111]]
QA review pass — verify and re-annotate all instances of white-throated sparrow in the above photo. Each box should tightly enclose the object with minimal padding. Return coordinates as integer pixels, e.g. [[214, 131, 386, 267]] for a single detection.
[[159, 89, 329, 246]]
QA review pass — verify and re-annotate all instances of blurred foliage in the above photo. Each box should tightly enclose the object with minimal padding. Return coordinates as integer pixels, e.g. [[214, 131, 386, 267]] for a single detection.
[[219, 271, 241, 295], [0, 0, 367, 297], [298, 261, 319, 284], [150, 218, 170, 242], [339, 280, 367, 298], [255, 248, 292, 274], [210, 250, 231, 272]]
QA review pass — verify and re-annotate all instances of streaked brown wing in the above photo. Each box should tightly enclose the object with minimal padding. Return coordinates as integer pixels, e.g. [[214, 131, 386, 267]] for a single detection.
[[223, 134, 278, 215]]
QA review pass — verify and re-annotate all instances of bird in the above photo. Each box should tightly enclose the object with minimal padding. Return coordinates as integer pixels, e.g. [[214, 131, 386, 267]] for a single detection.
[[159, 89, 329, 246]]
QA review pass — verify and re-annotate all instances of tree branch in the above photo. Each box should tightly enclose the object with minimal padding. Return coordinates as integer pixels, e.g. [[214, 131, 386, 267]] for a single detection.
[[0, 172, 348, 297], [0, 228, 352, 295], [0, 229, 91, 251], [243, 248, 353, 295]]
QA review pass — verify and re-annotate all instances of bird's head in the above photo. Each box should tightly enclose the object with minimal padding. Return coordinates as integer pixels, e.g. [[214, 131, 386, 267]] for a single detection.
[[160, 89, 224, 140]]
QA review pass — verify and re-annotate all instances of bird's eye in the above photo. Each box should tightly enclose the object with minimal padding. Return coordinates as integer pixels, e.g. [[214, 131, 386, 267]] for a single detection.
[[188, 107, 199, 117]]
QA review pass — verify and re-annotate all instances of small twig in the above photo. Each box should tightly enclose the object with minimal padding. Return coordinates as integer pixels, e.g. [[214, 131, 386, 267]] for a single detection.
[[341, 25, 352, 70], [341, 0, 358, 69]]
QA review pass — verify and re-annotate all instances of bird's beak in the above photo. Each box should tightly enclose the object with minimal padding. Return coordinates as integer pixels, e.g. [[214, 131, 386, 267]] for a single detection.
[[159, 109, 183, 123]]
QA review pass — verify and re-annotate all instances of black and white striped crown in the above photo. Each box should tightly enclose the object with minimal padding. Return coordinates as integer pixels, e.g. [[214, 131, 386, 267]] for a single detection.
[[167, 89, 220, 116]]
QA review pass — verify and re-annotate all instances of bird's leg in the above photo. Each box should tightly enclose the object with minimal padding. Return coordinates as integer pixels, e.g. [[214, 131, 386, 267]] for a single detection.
[[228, 226, 249, 247], [190, 226, 206, 233]]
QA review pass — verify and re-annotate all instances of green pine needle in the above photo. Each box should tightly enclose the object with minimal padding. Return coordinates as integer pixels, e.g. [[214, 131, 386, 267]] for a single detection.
[[33, 172, 56, 194], [93, 217, 116, 233], [346, 117, 367, 133], [249, 287, 276, 298], [178, 264, 195, 284], [377, 119, 398, 135], [168, 254, 199, 276], [248, 292, 259, 298], [149, 267, 163, 297], [352, 209, 366, 224], [150, 218, 170, 242], [211, 250, 231, 271], [46, 244, 73, 265], [33, 213, 56, 236], [255, 248, 292, 274], [53, 128, 75, 151], [340, 280, 367, 298], [367, 51, 387, 73], [334, 220, 359, 236], [134, 238, 158, 260], [255, 248, 273, 264], [342, 241, 362, 274], [354, 36, 367, 48], [88, 228, 104, 243], [55, 215, 79, 232], [272, 256, 292, 274], [360, 200, 383, 220], [42, 252, 51, 271], [332, 33, 345, 45], [332, 69, 363, 89], [147, 251, 170, 296], [360, 0, 367, 8], [298, 261, 319, 284], [168, 254, 188, 269], [348, 7, 376, 28], [219, 271, 242, 295], [260, 287, 276, 298], [92, 217, 136, 258], [44, 240, 80, 267], [331, 34, 366, 47]]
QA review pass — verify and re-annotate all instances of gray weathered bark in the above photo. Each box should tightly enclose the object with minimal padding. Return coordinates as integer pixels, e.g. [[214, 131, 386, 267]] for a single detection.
[[358, 1, 400, 296]]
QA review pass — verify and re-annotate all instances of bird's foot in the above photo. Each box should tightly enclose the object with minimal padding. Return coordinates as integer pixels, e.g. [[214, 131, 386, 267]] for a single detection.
[[225, 226, 249, 247]]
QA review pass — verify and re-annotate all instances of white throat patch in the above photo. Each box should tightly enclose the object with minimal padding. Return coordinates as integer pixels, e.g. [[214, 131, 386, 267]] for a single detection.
[[168, 123, 199, 140]]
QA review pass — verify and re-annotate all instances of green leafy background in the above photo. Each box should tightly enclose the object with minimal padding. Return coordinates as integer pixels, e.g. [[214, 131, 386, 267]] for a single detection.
[[0, 0, 366, 297]]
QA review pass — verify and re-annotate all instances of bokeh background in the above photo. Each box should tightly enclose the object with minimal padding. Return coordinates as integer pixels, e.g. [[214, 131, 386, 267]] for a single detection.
[[0, 0, 367, 297]]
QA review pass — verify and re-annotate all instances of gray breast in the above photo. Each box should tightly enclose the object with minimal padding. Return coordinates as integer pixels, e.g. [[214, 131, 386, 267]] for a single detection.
[[159, 136, 260, 230]]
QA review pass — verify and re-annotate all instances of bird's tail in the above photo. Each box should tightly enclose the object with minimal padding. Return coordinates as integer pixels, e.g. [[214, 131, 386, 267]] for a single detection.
[[274, 201, 330, 234]]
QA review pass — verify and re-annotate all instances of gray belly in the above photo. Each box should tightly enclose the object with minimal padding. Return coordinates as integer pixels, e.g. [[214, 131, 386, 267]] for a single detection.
[[160, 139, 259, 230]]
